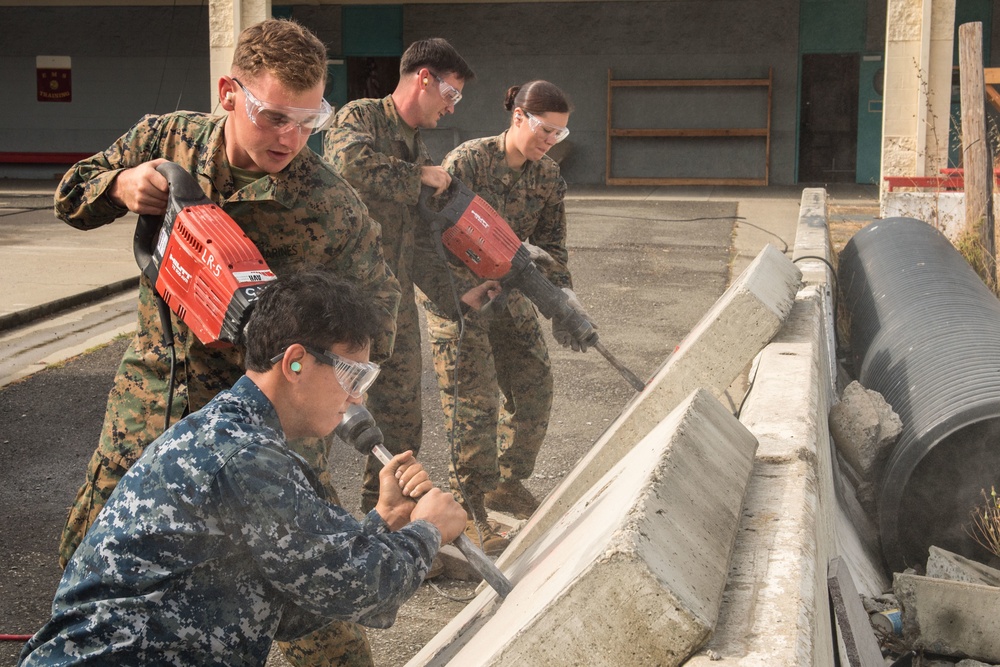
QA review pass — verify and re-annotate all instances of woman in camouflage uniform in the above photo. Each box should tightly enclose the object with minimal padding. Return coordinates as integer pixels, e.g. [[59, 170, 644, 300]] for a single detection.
[[420, 81, 591, 553]]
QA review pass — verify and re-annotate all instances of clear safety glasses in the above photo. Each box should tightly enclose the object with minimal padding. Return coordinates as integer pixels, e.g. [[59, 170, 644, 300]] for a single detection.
[[524, 111, 570, 144], [432, 73, 463, 106], [233, 78, 333, 136], [270, 346, 381, 398]]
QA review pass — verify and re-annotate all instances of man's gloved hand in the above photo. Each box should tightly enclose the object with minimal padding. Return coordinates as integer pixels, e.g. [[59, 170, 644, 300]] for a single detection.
[[524, 242, 555, 268], [552, 288, 597, 353]]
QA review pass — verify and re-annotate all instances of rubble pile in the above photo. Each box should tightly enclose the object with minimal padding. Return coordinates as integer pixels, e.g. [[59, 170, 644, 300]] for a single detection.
[[830, 383, 1000, 666]]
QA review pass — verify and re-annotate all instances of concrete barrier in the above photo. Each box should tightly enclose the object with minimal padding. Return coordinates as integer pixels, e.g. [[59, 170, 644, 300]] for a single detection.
[[685, 188, 887, 666], [407, 188, 878, 666], [495, 243, 801, 570], [405, 388, 758, 666], [894, 572, 1000, 662]]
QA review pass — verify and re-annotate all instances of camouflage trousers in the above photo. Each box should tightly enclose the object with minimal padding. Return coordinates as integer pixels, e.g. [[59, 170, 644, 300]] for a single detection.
[[59, 428, 374, 667], [423, 300, 553, 505], [361, 293, 424, 512]]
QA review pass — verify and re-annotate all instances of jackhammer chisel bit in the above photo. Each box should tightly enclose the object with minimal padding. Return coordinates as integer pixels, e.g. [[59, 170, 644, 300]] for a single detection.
[[593, 341, 646, 392], [335, 405, 514, 599]]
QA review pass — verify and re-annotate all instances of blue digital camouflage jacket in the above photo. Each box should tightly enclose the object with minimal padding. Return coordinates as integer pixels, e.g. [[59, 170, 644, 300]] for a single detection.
[[20, 376, 440, 666]]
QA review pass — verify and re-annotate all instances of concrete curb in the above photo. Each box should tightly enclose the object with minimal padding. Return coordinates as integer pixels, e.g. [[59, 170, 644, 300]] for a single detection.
[[495, 244, 802, 572], [0, 276, 139, 333], [406, 389, 759, 666]]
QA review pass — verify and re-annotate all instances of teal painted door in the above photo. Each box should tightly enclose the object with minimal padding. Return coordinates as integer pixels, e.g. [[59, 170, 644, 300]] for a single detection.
[[340, 6, 402, 105], [342, 5, 403, 57], [856, 56, 884, 184], [799, 0, 865, 54]]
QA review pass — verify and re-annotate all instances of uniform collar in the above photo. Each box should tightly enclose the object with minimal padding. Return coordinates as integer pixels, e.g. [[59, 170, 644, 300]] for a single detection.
[[230, 375, 284, 435], [490, 131, 527, 182], [382, 95, 413, 137]]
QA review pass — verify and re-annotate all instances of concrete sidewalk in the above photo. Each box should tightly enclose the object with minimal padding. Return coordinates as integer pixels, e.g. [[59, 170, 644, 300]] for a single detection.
[[0, 179, 138, 328]]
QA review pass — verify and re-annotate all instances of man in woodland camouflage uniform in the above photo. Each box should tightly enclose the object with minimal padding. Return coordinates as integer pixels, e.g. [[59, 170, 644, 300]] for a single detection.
[[19, 271, 467, 666], [52, 18, 399, 667], [323, 39, 479, 520]]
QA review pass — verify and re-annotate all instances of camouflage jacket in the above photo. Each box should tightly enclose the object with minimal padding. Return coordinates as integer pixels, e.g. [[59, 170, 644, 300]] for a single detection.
[[322, 96, 432, 292], [19, 376, 439, 667], [54, 111, 401, 470], [423, 132, 573, 321]]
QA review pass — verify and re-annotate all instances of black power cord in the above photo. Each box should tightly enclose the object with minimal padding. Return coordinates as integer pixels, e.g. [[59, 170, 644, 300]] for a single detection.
[[428, 222, 490, 548], [153, 295, 178, 434]]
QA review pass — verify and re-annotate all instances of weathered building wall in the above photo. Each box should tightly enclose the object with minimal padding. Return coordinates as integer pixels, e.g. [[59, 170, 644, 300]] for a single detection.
[[0, 2, 799, 184], [400, 2, 800, 185], [0, 6, 210, 164]]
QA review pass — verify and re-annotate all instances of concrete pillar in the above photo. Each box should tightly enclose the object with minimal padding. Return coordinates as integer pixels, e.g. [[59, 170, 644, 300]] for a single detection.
[[880, 0, 956, 194], [880, 0, 955, 193], [208, 0, 271, 110]]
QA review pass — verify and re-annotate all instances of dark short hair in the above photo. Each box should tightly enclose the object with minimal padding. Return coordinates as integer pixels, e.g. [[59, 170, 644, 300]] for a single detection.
[[504, 80, 573, 115], [400, 37, 475, 82], [243, 269, 381, 372]]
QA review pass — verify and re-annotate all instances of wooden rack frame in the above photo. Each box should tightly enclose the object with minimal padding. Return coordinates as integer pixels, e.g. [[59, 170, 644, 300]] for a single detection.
[[605, 68, 773, 186]]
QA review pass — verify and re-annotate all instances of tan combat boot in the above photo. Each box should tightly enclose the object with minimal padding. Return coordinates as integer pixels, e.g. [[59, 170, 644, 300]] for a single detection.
[[463, 494, 510, 556], [484, 478, 539, 520]]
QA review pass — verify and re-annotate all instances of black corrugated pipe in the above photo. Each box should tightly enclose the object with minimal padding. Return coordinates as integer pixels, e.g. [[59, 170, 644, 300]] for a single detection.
[[838, 217, 1000, 573]]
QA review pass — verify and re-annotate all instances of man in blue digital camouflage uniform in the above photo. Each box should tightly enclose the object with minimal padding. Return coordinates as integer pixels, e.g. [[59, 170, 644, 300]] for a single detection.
[[18, 270, 467, 667]]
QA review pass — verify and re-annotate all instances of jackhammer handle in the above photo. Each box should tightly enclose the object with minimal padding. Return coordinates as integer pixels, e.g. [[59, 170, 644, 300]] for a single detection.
[[367, 442, 514, 599], [156, 160, 212, 205], [416, 180, 471, 228], [506, 250, 598, 346], [134, 161, 213, 285]]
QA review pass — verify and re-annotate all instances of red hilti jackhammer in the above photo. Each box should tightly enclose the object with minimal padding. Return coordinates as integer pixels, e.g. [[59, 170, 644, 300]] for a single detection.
[[418, 178, 645, 392], [133, 161, 276, 430], [130, 163, 508, 590], [134, 161, 276, 349]]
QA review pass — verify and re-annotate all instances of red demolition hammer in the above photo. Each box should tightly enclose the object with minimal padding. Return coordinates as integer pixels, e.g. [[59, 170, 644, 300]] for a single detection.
[[418, 178, 645, 392]]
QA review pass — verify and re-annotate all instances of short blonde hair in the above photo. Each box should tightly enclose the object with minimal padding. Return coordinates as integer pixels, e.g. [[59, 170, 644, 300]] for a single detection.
[[232, 18, 327, 91]]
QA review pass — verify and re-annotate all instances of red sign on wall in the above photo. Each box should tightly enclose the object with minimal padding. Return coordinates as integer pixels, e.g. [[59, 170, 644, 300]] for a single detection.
[[37, 56, 72, 103]]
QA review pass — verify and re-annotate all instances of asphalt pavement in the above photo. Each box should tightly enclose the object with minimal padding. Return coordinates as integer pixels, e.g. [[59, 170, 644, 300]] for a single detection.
[[0, 175, 878, 666]]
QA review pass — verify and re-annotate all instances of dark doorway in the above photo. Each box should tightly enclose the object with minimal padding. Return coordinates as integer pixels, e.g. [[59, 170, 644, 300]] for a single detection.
[[799, 53, 861, 183], [346, 57, 400, 103]]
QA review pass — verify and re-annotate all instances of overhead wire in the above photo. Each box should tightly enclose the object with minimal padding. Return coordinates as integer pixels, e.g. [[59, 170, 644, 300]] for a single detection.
[[0, 206, 50, 218]]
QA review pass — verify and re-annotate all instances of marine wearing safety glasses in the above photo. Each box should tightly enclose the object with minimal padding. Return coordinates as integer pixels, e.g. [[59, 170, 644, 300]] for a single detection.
[[270, 345, 381, 398], [524, 111, 570, 143], [233, 78, 333, 135]]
